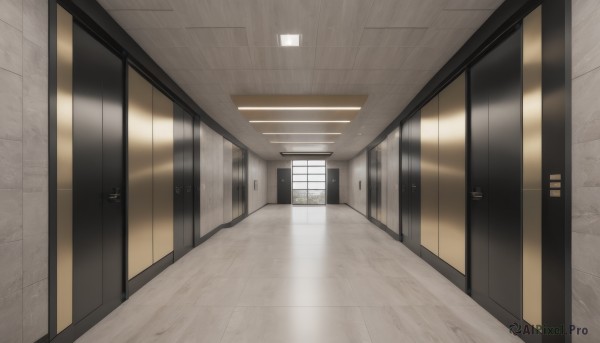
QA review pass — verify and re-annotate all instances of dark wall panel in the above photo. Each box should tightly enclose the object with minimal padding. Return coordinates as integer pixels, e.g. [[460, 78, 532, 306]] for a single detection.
[[327, 169, 340, 204], [401, 112, 421, 254], [72, 24, 104, 320], [277, 168, 291, 204], [72, 22, 124, 325], [470, 27, 522, 323]]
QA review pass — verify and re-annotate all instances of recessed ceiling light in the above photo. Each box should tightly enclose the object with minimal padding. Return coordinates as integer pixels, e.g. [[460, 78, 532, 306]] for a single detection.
[[279, 34, 300, 47], [238, 106, 361, 111], [249, 120, 350, 123], [262, 132, 342, 135], [270, 141, 335, 144]]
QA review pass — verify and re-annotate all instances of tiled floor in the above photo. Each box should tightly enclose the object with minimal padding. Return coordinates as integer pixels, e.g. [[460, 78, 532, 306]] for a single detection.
[[77, 205, 522, 343]]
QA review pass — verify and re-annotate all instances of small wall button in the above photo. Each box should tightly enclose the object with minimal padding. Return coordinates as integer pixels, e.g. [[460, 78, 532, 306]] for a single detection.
[[549, 182, 561, 189]]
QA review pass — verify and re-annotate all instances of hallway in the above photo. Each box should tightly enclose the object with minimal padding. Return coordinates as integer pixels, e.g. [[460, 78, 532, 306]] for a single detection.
[[77, 205, 521, 343]]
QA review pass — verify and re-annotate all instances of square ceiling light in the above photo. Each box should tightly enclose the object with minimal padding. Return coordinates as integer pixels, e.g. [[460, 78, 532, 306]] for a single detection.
[[279, 34, 300, 47]]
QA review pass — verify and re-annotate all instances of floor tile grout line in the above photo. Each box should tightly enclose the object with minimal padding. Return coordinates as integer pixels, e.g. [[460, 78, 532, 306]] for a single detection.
[[217, 305, 238, 343]]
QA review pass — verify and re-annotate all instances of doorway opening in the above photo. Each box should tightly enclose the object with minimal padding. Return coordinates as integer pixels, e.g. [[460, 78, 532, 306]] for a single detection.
[[292, 160, 326, 205]]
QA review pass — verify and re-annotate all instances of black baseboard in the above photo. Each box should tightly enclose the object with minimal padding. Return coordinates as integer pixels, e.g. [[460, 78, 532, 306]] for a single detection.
[[368, 217, 401, 241], [48, 298, 121, 343], [195, 225, 223, 246], [344, 203, 368, 217], [35, 334, 49, 343], [420, 247, 467, 292], [195, 211, 250, 246], [127, 252, 174, 296], [222, 213, 247, 228], [248, 202, 268, 215]]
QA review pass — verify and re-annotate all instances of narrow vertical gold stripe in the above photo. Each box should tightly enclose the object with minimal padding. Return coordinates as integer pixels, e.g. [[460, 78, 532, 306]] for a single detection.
[[523, 6, 543, 327], [127, 67, 154, 279], [438, 74, 467, 274], [152, 88, 174, 261], [420, 96, 439, 254], [56, 5, 73, 333]]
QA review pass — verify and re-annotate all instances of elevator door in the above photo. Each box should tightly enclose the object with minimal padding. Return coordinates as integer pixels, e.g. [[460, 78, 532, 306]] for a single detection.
[[470, 28, 522, 325], [277, 168, 291, 204], [401, 112, 421, 254], [72, 24, 124, 324], [326, 169, 340, 204], [174, 106, 194, 260], [232, 146, 245, 219], [369, 148, 378, 218]]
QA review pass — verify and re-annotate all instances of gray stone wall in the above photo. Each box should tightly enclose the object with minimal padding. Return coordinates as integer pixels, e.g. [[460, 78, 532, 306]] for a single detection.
[[572, 1, 600, 341], [0, 0, 48, 342]]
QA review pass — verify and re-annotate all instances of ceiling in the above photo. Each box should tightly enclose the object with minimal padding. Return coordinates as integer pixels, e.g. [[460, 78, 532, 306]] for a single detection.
[[232, 95, 367, 155], [97, 0, 505, 160]]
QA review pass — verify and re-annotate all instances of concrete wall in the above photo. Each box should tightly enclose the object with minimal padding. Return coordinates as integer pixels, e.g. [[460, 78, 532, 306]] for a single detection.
[[572, 1, 600, 341], [326, 160, 349, 204], [348, 150, 368, 215], [267, 160, 291, 203], [199, 122, 224, 236], [248, 151, 267, 213], [0, 0, 48, 342]]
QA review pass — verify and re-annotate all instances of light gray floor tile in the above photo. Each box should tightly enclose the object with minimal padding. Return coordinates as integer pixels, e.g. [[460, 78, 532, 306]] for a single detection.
[[76, 205, 520, 343]]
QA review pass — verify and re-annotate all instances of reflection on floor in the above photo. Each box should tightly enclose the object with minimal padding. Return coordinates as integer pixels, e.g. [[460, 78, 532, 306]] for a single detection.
[[77, 205, 522, 343]]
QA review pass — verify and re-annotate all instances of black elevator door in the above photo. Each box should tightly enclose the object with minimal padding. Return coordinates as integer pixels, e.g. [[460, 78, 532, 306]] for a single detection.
[[72, 24, 124, 323], [174, 106, 194, 260], [470, 28, 522, 325], [327, 169, 340, 204], [277, 168, 291, 204], [369, 148, 378, 218], [401, 113, 420, 254]]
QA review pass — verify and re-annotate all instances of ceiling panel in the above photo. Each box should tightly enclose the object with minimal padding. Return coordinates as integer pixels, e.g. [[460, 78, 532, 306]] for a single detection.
[[316, 0, 373, 46], [186, 27, 249, 47], [109, 9, 182, 29], [246, 0, 321, 47], [97, 0, 173, 10], [315, 47, 359, 69], [128, 28, 188, 48], [365, 0, 446, 28], [434, 10, 494, 29], [444, 0, 504, 10], [199, 47, 253, 69], [254, 70, 313, 85], [170, 0, 251, 27], [359, 28, 428, 47], [251, 47, 316, 69], [100, 0, 505, 160], [353, 46, 412, 69]]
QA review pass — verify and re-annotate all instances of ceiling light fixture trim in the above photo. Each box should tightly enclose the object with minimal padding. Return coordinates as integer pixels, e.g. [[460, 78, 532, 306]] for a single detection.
[[238, 106, 361, 111], [262, 132, 342, 135], [270, 141, 335, 144], [249, 120, 351, 123]]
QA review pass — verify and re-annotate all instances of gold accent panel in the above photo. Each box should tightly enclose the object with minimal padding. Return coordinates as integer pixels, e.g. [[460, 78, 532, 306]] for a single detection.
[[56, 5, 73, 333], [438, 74, 467, 274], [56, 191, 72, 333], [127, 67, 154, 279], [523, 6, 542, 327], [152, 88, 174, 261], [420, 95, 439, 254]]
